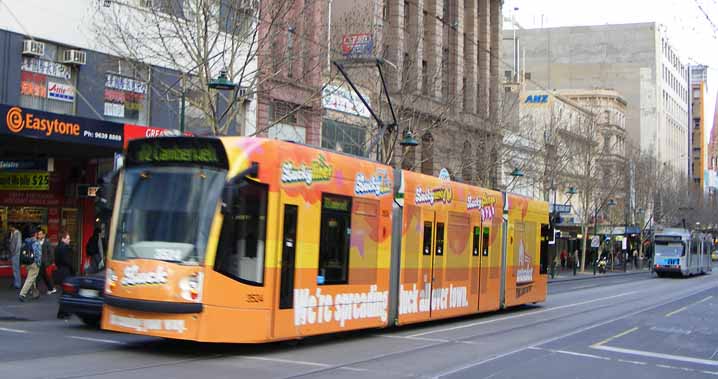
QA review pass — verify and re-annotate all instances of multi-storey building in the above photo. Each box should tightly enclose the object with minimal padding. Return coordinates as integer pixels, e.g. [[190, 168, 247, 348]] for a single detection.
[[510, 89, 627, 235], [689, 65, 708, 191], [329, 0, 504, 186], [503, 23, 690, 175], [0, 0, 323, 277], [707, 96, 718, 205]]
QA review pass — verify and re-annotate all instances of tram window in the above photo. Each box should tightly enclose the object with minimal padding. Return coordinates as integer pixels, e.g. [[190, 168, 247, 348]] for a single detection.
[[214, 180, 268, 285], [472, 227, 480, 256], [691, 242, 699, 255], [435, 223, 445, 256], [423, 222, 433, 255], [318, 194, 352, 285], [482, 227, 490, 256]]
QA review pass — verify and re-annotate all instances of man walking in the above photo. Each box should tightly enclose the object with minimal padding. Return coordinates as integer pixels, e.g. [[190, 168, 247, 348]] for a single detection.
[[8, 224, 22, 290], [18, 230, 41, 301], [35, 229, 56, 294]]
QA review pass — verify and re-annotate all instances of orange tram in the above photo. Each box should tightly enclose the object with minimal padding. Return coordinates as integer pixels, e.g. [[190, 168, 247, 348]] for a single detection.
[[101, 137, 550, 343]]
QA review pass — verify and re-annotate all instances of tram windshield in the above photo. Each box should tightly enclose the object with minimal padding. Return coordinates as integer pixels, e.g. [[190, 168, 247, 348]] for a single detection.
[[655, 241, 685, 257], [112, 166, 226, 265]]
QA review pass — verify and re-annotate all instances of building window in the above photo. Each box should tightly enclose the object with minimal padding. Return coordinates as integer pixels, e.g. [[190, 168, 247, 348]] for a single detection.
[[321, 119, 366, 157], [441, 47, 449, 99], [318, 194, 352, 284], [421, 60, 429, 95], [214, 180, 268, 285], [104, 72, 149, 125], [20, 55, 75, 115], [269, 100, 306, 143], [421, 133, 434, 175]]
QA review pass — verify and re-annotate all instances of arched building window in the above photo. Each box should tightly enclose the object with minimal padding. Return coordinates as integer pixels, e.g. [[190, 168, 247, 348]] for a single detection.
[[461, 140, 472, 182], [421, 133, 434, 175]]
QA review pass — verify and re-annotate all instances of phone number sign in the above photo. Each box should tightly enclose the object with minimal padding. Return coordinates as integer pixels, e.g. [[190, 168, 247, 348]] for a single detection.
[[0, 172, 50, 191]]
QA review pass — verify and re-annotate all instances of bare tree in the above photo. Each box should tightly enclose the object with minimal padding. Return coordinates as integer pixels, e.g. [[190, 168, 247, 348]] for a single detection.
[[93, 0, 325, 136]]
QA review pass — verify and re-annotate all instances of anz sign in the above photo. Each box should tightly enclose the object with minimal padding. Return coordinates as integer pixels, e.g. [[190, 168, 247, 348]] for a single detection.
[[524, 94, 549, 104]]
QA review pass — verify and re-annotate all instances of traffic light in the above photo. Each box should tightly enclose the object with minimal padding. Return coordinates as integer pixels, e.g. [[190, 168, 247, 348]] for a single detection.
[[94, 169, 119, 220]]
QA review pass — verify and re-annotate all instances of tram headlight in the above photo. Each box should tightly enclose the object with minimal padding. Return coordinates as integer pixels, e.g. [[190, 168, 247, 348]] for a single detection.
[[106, 268, 117, 294], [179, 272, 203, 302]]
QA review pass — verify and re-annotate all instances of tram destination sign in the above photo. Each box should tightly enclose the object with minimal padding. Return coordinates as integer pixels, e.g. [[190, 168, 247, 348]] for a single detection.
[[126, 137, 228, 169]]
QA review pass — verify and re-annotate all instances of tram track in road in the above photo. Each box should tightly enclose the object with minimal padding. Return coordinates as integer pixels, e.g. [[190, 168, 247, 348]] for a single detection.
[[1, 276, 713, 378], [275, 278, 718, 379]]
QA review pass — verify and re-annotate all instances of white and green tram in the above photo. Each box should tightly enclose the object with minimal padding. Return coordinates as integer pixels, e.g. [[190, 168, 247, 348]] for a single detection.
[[653, 228, 712, 277]]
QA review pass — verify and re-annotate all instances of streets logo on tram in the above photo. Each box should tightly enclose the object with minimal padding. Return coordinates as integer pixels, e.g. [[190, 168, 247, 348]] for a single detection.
[[101, 137, 550, 343]]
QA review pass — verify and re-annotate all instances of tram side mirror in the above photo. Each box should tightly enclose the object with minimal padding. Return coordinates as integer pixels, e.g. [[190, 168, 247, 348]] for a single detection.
[[221, 162, 259, 215]]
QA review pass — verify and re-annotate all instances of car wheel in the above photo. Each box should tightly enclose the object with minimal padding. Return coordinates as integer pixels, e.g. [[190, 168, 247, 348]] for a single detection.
[[80, 316, 101, 327]]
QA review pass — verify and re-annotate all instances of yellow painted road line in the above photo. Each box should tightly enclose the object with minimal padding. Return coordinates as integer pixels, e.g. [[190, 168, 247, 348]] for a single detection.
[[697, 295, 714, 304], [665, 295, 712, 317], [592, 326, 639, 347], [665, 306, 688, 317]]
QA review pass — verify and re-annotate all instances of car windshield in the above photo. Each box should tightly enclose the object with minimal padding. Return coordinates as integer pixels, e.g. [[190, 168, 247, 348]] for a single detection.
[[112, 166, 226, 265], [655, 242, 684, 257]]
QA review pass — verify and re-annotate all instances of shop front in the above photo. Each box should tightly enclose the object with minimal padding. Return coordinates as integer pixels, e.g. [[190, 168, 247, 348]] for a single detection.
[[0, 103, 124, 276]]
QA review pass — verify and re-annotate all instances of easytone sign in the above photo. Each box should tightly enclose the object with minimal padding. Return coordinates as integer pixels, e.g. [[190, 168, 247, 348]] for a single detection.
[[1, 104, 123, 148]]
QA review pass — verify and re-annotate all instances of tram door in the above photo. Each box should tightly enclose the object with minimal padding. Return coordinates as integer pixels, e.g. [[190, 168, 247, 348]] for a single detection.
[[278, 204, 298, 309], [471, 224, 483, 310], [273, 198, 301, 339], [423, 209, 447, 316]]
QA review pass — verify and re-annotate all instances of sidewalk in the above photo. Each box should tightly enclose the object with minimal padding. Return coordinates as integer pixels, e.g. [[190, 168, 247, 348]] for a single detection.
[[548, 267, 650, 283], [0, 277, 61, 322]]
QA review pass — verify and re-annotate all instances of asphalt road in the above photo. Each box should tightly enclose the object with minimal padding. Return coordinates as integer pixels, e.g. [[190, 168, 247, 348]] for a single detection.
[[1, 272, 717, 379]]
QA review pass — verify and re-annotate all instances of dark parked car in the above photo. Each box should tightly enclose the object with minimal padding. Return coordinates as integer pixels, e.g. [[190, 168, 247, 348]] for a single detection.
[[58, 272, 105, 326]]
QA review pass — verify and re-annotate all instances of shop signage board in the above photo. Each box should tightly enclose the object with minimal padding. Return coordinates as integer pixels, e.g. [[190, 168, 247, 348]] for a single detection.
[[47, 81, 76, 103], [123, 124, 189, 149], [0, 104, 123, 149], [341, 33, 373, 58], [105, 73, 147, 94], [0, 159, 48, 171], [322, 84, 371, 118], [0, 171, 49, 191], [20, 71, 47, 98], [21, 57, 72, 80]]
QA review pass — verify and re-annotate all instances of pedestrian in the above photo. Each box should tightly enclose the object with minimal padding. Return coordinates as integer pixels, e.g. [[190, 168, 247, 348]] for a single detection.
[[632, 249, 638, 269], [573, 249, 579, 275], [18, 230, 41, 301], [560, 249, 567, 270], [54, 232, 75, 286], [34, 229, 56, 294], [8, 224, 22, 290], [85, 227, 104, 274], [552, 254, 561, 278]]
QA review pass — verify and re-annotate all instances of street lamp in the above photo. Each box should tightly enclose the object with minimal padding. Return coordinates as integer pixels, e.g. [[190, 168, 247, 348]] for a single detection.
[[178, 68, 239, 133], [399, 129, 419, 147], [208, 70, 238, 91]]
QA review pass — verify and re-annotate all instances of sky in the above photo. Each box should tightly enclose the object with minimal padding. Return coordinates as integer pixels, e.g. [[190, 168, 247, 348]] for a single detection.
[[503, 0, 718, 147]]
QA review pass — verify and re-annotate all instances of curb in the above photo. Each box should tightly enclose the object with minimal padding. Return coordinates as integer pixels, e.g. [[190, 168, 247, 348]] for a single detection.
[[548, 270, 650, 283]]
